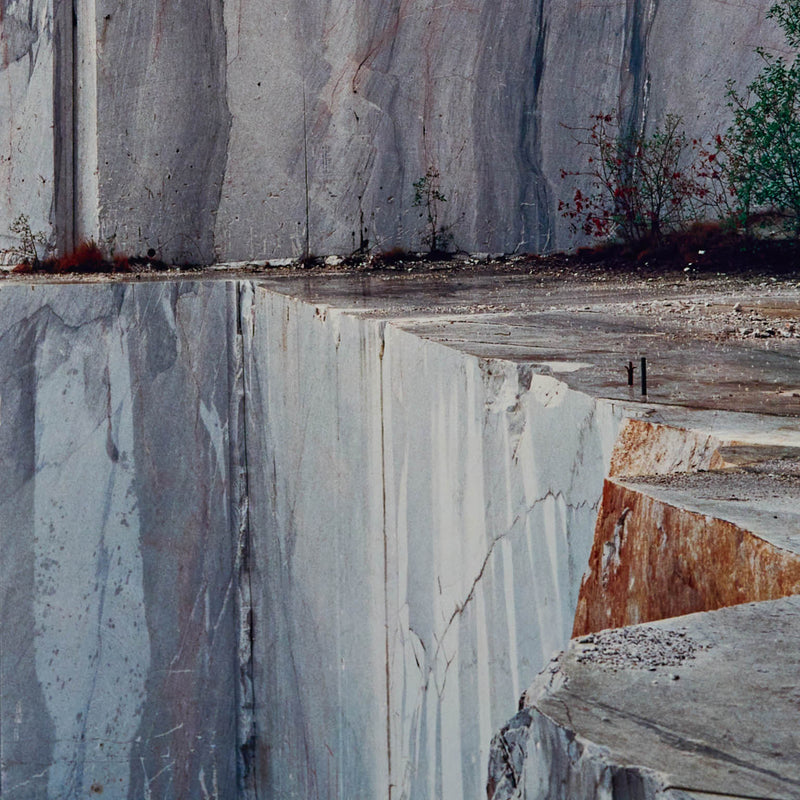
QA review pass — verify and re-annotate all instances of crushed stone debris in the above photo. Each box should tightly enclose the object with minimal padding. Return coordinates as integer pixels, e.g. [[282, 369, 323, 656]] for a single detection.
[[575, 626, 704, 669], [625, 467, 800, 500]]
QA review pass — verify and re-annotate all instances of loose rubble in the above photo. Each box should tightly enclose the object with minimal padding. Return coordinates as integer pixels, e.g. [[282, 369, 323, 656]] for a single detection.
[[575, 626, 703, 669], [620, 297, 800, 341]]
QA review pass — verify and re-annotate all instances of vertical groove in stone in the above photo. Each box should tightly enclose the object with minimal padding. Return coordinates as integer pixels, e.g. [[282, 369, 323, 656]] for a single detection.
[[52, 0, 74, 253], [472, 0, 552, 253], [620, 0, 660, 136], [231, 280, 258, 798], [521, 0, 553, 253]]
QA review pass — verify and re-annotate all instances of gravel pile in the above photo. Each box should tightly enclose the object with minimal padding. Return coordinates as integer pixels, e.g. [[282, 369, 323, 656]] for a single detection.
[[575, 626, 703, 670], [626, 466, 800, 498], [624, 298, 800, 341]]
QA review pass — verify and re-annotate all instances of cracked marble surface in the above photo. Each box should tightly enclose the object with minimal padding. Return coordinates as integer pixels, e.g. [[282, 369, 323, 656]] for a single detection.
[[2, 272, 798, 798], [382, 327, 624, 799], [240, 282, 627, 798], [491, 597, 800, 800], [0, 276, 631, 797]]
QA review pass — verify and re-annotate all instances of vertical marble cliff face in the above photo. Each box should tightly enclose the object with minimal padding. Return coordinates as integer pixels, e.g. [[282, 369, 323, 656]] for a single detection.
[[215, 0, 563, 259], [0, 0, 57, 257], [211, 0, 787, 260], [93, 0, 231, 263], [0, 282, 243, 798], [0, 277, 627, 798], [2, 0, 784, 262], [18, 277, 800, 799], [243, 291, 390, 799], [198, 0, 789, 260], [241, 285, 625, 798], [380, 328, 624, 799]]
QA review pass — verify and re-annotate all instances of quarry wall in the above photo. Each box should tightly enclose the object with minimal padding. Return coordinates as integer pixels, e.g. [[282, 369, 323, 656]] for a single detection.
[[0, 278, 627, 798], [0, 0, 788, 263], [4, 276, 800, 798]]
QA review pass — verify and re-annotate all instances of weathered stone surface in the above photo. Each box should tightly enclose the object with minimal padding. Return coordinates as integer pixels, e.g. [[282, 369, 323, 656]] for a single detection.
[[0, 275, 624, 798], [573, 407, 800, 636], [0, 0, 58, 257], [0, 282, 242, 798], [106, 0, 789, 260], [93, 0, 231, 262], [1, 270, 799, 799], [243, 289, 390, 799], [492, 597, 800, 800], [240, 280, 625, 798], [0, 0, 789, 262], [608, 419, 729, 478], [380, 327, 622, 799]]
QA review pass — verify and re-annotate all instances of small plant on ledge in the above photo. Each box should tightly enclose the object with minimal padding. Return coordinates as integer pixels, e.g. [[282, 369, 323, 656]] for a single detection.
[[11, 239, 133, 274], [413, 166, 453, 254], [8, 213, 51, 269]]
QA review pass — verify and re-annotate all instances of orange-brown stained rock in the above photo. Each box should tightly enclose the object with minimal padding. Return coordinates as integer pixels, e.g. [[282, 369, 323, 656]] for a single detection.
[[573, 479, 800, 637], [608, 418, 729, 478]]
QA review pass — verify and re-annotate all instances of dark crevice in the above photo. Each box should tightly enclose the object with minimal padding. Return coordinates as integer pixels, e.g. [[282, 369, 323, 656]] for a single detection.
[[519, 0, 553, 253], [52, 0, 75, 254], [620, 0, 660, 139], [232, 282, 258, 798]]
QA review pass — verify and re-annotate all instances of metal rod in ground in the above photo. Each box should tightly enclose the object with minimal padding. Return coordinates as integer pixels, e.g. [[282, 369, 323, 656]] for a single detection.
[[626, 361, 634, 386], [641, 357, 647, 396]]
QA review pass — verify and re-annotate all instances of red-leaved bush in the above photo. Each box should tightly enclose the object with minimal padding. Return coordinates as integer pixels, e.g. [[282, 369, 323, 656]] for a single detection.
[[559, 113, 734, 246]]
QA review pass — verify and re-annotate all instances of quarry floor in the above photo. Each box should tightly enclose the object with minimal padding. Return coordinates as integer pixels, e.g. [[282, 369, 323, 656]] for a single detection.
[[11, 256, 799, 416]]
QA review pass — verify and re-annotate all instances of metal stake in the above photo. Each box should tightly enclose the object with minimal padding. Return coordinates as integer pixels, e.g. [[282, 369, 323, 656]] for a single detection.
[[641, 357, 647, 396]]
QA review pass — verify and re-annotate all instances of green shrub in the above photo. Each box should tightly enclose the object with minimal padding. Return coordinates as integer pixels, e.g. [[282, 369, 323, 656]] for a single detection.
[[726, 0, 800, 235], [413, 167, 452, 253]]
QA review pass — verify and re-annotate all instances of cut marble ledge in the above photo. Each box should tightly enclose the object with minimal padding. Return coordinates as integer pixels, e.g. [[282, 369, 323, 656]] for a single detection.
[[494, 597, 800, 800]]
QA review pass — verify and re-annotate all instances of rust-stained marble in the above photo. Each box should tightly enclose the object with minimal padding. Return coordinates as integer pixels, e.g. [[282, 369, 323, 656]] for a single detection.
[[573, 479, 800, 637]]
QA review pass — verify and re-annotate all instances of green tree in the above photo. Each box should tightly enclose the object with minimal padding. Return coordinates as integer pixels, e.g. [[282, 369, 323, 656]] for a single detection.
[[726, 0, 800, 234]]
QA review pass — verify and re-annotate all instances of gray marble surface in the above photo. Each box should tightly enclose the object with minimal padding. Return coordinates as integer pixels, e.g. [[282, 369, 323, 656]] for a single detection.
[[0, 0, 787, 262], [0, 0, 58, 258], [2, 274, 796, 799], [0, 282, 242, 798], [490, 597, 800, 800], [0, 278, 624, 797]]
